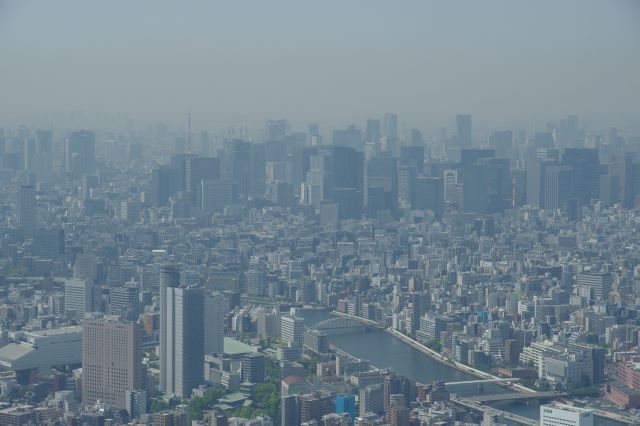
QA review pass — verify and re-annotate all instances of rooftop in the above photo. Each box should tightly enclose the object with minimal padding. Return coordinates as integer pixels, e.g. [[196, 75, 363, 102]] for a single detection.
[[223, 337, 254, 356]]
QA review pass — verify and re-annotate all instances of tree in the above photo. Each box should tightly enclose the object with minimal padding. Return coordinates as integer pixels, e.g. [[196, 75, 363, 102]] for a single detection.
[[426, 339, 442, 352], [189, 387, 226, 420]]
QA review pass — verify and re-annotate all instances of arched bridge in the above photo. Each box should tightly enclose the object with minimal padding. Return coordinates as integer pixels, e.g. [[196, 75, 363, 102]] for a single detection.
[[311, 317, 368, 334]]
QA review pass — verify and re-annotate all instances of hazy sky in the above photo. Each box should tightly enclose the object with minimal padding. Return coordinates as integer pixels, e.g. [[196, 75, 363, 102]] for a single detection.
[[1, 0, 639, 133]]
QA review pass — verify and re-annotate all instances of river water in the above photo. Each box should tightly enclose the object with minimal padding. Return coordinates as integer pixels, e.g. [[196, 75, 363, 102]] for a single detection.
[[299, 308, 624, 426]]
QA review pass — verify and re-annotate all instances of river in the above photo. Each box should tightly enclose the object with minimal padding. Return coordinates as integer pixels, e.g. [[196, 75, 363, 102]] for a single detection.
[[298, 308, 624, 426]]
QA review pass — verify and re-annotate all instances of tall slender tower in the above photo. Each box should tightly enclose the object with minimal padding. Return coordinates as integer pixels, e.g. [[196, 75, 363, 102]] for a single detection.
[[159, 264, 180, 393], [160, 264, 204, 397]]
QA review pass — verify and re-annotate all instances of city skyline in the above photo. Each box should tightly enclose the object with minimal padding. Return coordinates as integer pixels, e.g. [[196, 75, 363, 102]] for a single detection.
[[1, 2, 639, 425]]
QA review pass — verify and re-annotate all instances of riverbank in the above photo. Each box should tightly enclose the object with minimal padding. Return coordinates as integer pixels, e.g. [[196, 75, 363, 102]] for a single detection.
[[385, 328, 536, 394], [324, 311, 636, 425], [329, 311, 535, 394]]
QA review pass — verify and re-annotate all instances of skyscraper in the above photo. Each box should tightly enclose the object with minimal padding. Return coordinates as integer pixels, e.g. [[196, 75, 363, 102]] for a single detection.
[[561, 148, 600, 206], [365, 157, 399, 217], [33, 130, 53, 181], [281, 314, 305, 347], [455, 114, 472, 148], [186, 156, 220, 209], [82, 317, 143, 409], [366, 119, 381, 143], [160, 266, 204, 397], [204, 291, 225, 355], [65, 130, 96, 176], [383, 113, 398, 140], [110, 284, 141, 319], [411, 177, 444, 220], [159, 265, 179, 393], [18, 185, 36, 235], [201, 179, 233, 213], [64, 278, 96, 320], [265, 119, 288, 142], [151, 166, 179, 208], [607, 153, 634, 208]]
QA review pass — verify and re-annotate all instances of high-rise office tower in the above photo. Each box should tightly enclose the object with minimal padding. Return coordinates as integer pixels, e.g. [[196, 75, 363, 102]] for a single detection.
[[533, 131, 554, 148], [151, 166, 178, 207], [247, 257, 267, 296], [82, 317, 143, 409], [366, 119, 381, 143], [409, 128, 425, 146], [455, 114, 472, 148], [160, 264, 204, 397], [305, 152, 333, 203], [527, 159, 572, 211], [461, 158, 510, 214], [74, 252, 98, 283], [383, 113, 398, 140], [65, 130, 96, 176], [401, 146, 425, 174], [489, 130, 513, 158], [411, 177, 444, 219], [281, 314, 305, 346], [265, 119, 288, 142], [199, 131, 210, 157], [460, 148, 494, 165], [110, 284, 141, 319], [332, 125, 362, 150], [64, 278, 96, 319], [608, 153, 634, 208], [308, 123, 320, 139], [18, 185, 36, 235], [186, 157, 220, 209], [33, 228, 65, 258], [561, 148, 600, 206], [576, 272, 612, 302], [33, 130, 53, 181], [22, 137, 36, 172], [159, 264, 179, 393], [224, 140, 265, 199], [365, 157, 399, 217], [204, 291, 225, 355], [543, 164, 573, 210], [201, 179, 233, 214]]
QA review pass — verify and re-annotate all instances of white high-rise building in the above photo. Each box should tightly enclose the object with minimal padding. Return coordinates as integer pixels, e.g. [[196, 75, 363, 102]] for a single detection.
[[64, 278, 95, 319], [159, 264, 179, 394], [204, 291, 225, 355], [281, 314, 304, 347], [540, 404, 594, 426]]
